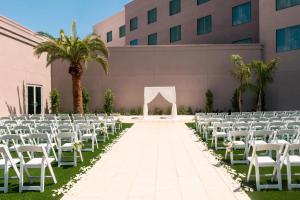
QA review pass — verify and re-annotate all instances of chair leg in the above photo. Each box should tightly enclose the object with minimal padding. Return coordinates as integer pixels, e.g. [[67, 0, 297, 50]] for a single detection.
[[230, 152, 234, 165], [74, 150, 77, 167], [247, 163, 253, 182], [287, 164, 292, 190], [4, 165, 9, 193], [19, 165, 23, 193], [58, 149, 61, 167], [276, 164, 282, 191], [40, 165, 45, 192], [255, 166, 261, 191]]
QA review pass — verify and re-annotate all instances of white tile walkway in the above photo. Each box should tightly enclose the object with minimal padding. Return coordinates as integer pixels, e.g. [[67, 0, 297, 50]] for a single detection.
[[62, 121, 250, 200]]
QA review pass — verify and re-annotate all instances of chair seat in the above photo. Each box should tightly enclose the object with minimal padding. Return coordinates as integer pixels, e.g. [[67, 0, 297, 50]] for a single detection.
[[273, 139, 289, 144], [82, 134, 93, 138], [284, 155, 300, 165], [61, 143, 73, 150], [38, 143, 56, 148], [24, 158, 55, 168], [249, 140, 267, 146], [214, 132, 227, 137], [248, 156, 276, 166], [0, 158, 20, 168], [232, 141, 246, 148]]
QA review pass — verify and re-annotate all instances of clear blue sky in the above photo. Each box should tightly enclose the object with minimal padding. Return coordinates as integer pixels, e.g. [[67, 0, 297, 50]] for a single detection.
[[1, 0, 131, 37]]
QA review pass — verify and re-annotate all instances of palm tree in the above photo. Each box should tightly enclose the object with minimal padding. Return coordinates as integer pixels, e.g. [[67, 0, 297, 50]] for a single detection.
[[230, 54, 252, 112], [34, 21, 109, 114], [250, 58, 279, 111]]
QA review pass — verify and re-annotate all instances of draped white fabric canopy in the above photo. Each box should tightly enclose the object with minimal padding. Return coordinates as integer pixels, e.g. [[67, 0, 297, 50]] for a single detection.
[[143, 87, 177, 118]]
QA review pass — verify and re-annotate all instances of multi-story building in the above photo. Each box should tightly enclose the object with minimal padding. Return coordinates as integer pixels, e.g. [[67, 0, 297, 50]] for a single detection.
[[94, 0, 259, 46]]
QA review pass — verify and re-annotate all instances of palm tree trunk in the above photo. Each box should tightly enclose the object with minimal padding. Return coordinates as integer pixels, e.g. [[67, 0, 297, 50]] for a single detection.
[[238, 88, 242, 112], [257, 90, 262, 111], [72, 75, 83, 114]]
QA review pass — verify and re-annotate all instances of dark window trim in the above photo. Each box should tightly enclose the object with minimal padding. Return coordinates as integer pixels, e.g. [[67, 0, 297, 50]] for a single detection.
[[106, 31, 112, 43], [170, 25, 182, 43], [130, 17, 138, 31], [148, 33, 158, 45], [232, 1, 252, 27], [119, 25, 126, 38], [197, 0, 210, 6], [169, 0, 181, 16]]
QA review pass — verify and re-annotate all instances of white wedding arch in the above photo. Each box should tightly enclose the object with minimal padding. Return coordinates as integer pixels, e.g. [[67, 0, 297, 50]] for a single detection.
[[143, 86, 177, 118]]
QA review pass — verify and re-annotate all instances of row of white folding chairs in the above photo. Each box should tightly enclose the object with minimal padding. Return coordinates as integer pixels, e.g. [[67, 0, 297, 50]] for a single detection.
[[246, 143, 300, 191], [0, 143, 56, 193]]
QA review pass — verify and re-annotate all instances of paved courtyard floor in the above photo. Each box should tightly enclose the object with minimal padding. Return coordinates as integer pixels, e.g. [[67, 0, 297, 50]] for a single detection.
[[63, 120, 250, 200]]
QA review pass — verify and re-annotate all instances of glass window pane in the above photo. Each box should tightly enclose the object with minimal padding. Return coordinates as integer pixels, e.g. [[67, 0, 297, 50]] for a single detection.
[[35, 87, 42, 114], [276, 0, 300, 10], [169, 0, 181, 16], [197, 0, 210, 5], [27, 86, 34, 114], [277, 24, 300, 52], [148, 8, 157, 24], [232, 38, 253, 44], [130, 39, 139, 46], [148, 33, 157, 45], [197, 15, 212, 35], [106, 31, 112, 43], [170, 25, 181, 43], [130, 17, 138, 31], [232, 2, 251, 26], [119, 25, 126, 38]]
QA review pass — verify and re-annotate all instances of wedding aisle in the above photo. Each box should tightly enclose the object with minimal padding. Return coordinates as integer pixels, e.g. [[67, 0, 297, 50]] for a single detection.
[[62, 121, 249, 200]]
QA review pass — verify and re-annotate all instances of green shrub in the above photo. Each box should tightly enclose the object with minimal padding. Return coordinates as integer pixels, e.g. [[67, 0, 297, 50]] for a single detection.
[[82, 87, 90, 113], [188, 107, 193, 115], [50, 89, 60, 114], [130, 108, 137, 115], [166, 106, 172, 115], [103, 89, 114, 115], [154, 107, 163, 115], [231, 89, 239, 112], [205, 89, 214, 113], [178, 105, 188, 115]]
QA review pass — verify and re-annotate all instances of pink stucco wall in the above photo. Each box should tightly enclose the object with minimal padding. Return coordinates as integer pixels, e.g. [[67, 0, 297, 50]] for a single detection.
[[0, 16, 51, 116], [93, 11, 126, 47], [259, 1, 300, 110], [52, 44, 262, 113]]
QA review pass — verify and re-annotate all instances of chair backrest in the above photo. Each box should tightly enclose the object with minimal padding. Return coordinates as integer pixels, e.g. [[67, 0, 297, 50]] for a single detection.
[[229, 130, 250, 138], [57, 132, 77, 141], [269, 122, 286, 130], [252, 130, 274, 137], [286, 143, 300, 151], [0, 144, 20, 178], [4, 120, 18, 127], [28, 133, 50, 140], [74, 120, 88, 125], [57, 125, 74, 133], [21, 120, 36, 127], [269, 117, 282, 122], [35, 125, 54, 134], [0, 126, 11, 135], [251, 122, 268, 130], [77, 124, 94, 133], [287, 122, 300, 129], [276, 129, 298, 137], [233, 122, 250, 130], [254, 143, 283, 152], [14, 125, 32, 134]]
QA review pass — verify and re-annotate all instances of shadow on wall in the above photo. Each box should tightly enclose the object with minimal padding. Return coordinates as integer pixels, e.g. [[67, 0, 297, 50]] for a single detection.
[[45, 99, 49, 114], [5, 81, 26, 115]]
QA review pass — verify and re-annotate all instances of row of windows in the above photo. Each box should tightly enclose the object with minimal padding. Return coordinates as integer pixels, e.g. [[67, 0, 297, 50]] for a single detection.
[[107, 1, 252, 43]]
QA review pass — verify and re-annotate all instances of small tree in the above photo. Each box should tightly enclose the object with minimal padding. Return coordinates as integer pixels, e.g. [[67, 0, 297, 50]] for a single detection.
[[231, 89, 239, 112], [104, 89, 114, 115], [230, 54, 252, 112], [205, 89, 213, 113], [249, 58, 279, 111], [50, 89, 60, 114], [82, 88, 90, 113]]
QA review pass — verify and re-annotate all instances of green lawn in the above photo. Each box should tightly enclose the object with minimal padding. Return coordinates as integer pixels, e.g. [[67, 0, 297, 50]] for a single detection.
[[186, 123, 300, 200], [0, 123, 133, 200]]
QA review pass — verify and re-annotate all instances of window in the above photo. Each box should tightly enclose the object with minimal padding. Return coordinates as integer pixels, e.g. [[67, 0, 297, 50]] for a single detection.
[[130, 39, 139, 46], [276, 0, 300, 10], [276, 24, 300, 52], [169, 0, 181, 16], [170, 25, 181, 43], [130, 17, 138, 31], [232, 38, 253, 44], [148, 8, 157, 24], [197, 15, 212, 35], [106, 31, 112, 43], [148, 33, 157, 45], [232, 2, 251, 26], [119, 25, 126, 38], [197, 0, 210, 5]]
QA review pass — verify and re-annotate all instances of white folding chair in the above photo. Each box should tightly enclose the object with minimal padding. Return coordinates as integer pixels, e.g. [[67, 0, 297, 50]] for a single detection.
[[272, 129, 299, 144], [77, 124, 98, 152], [28, 133, 58, 161], [57, 131, 83, 167], [0, 126, 11, 135], [225, 130, 250, 165], [269, 122, 286, 131], [0, 144, 20, 193], [247, 143, 284, 191], [281, 143, 300, 190], [0, 134, 31, 159], [18, 145, 57, 192], [211, 123, 231, 150]]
